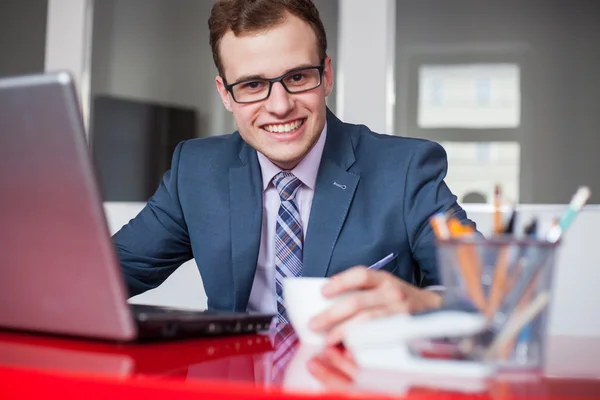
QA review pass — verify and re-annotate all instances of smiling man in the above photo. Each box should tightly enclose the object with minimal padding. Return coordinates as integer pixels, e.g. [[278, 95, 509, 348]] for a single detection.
[[113, 0, 475, 345]]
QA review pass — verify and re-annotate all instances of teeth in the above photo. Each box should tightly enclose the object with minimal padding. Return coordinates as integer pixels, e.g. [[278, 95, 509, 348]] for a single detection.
[[264, 119, 303, 133]]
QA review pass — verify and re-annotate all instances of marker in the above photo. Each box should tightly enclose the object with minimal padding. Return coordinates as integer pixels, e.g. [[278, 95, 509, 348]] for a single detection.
[[546, 186, 591, 242]]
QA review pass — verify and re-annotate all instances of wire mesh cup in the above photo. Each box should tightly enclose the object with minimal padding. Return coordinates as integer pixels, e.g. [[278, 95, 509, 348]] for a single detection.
[[435, 236, 559, 371]]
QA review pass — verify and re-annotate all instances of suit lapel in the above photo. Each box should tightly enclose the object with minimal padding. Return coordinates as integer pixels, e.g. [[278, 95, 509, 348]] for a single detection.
[[229, 142, 263, 312], [303, 110, 360, 278]]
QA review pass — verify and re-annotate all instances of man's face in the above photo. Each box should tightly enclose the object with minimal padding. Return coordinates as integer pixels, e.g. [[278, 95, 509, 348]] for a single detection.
[[216, 14, 333, 170]]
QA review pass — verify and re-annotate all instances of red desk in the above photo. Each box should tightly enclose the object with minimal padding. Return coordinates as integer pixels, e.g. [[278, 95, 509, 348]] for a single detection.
[[0, 331, 598, 399]]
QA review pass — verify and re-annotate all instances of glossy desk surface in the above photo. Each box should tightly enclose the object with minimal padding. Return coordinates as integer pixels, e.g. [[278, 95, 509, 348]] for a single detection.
[[0, 330, 599, 399]]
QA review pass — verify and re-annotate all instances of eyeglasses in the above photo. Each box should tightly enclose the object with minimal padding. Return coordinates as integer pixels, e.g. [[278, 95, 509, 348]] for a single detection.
[[223, 63, 325, 104]]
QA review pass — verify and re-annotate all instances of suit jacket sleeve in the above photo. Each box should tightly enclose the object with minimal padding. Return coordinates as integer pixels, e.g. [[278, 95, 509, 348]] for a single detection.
[[112, 141, 193, 297], [403, 141, 474, 287]]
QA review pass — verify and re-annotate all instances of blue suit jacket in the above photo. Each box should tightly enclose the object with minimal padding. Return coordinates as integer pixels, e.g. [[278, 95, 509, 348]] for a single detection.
[[113, 110, 473, 312]]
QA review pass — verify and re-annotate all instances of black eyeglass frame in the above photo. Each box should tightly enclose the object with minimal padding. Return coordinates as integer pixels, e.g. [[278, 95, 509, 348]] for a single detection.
[[223, 61, 325, 104]]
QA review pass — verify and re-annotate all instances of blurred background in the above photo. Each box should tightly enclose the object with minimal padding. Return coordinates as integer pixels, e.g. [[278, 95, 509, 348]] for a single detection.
[[2, 0, 599, 205], [1, 0, 599, 341]]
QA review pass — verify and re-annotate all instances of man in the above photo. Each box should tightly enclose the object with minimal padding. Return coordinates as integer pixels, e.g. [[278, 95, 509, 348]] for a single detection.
[[114, 0, 474, 345]]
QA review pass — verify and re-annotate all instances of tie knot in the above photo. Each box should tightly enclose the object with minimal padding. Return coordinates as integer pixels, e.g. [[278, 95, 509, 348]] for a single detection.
[[273, 172, 302, 201]]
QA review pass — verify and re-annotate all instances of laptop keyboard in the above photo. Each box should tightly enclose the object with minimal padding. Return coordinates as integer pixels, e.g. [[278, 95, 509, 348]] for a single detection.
[[131, 303, 202, 313], [130, 303, 209, 319], [129, 304, 275, 339]]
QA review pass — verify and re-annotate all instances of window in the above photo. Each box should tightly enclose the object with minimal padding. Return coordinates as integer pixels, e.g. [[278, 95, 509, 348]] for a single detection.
[[441, 141, 520, 204], [418, 64, 521, 129]]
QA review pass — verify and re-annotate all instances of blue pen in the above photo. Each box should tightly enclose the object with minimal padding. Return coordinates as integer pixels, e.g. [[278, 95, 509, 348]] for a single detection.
[[368, 253, 398, 270]]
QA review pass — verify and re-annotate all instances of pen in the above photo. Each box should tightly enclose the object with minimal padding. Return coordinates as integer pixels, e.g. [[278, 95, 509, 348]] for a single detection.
[[513, 217, 542, 358], [523, 218, 538, 239], [503, 207, 517, 235], [368, 253, 398, 270]]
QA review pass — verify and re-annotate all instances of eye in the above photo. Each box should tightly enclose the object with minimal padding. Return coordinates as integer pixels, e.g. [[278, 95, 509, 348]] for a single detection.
[[284, 72, 309, 87], [241, 81, 265, 90], [290, 73, 306, 82]]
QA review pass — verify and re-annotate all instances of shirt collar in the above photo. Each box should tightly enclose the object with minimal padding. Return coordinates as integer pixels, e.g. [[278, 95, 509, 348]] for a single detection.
[[257, 122, 327, 192]]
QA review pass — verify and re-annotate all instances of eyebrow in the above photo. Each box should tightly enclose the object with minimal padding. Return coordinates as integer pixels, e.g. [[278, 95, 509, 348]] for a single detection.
[[231, 62, 319, 84]]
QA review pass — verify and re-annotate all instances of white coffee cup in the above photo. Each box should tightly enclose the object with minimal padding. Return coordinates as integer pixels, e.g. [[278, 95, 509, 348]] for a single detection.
[[283, 277, 339, 347]]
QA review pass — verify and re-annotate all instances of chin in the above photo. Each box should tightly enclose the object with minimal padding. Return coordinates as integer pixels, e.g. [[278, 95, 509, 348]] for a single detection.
[[267, 150, 304, 170]]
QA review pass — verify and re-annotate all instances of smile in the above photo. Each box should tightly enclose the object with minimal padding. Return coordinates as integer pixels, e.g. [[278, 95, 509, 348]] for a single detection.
[[261, 119, 305, 133]]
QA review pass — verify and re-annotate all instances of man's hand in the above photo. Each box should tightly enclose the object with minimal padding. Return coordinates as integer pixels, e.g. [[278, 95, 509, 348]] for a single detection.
[[309, 266, 443, 345]]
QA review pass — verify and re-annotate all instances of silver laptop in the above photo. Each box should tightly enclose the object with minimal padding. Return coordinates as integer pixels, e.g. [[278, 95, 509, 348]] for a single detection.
[[0, 72, 274, 341]]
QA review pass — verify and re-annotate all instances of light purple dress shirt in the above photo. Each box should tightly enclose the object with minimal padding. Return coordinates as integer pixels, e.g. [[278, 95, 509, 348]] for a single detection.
[[247, 124, 328, 313]]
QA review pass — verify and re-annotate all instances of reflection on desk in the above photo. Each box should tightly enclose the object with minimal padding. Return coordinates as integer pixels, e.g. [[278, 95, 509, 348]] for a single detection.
[[0, 330, 272, 379], [0, 331, 599, 399]]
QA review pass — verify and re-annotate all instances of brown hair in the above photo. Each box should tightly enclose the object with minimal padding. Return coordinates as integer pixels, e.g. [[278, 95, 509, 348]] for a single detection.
[[209, 0, 327, 79]]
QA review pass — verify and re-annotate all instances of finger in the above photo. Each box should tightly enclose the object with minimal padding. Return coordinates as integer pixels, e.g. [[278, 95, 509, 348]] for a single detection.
[[327, 304, 409, 346], [324, 347, 358, 378], [310, 289, 388, 332], [312, 278, 412, 332], [322, 267, 387, 297], [307, 355, 353, 388], [343, 347, 357, 364]]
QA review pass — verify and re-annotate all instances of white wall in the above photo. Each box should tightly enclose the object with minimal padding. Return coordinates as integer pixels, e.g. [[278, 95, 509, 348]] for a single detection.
[[45, 0, 93, 126], [104, 202, 207, 310], [442, 142, 521, 204], [336, 0, 395, 134], [105, 202, 600, 338]]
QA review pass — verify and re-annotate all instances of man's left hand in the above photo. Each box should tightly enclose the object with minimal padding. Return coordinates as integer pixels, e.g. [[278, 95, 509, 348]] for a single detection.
[[309, 266, 443, 346]]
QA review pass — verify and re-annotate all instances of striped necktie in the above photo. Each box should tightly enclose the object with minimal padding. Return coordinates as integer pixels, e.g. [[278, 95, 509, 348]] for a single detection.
[[273, 171, 303, 325], [270, 323, 300, 384]]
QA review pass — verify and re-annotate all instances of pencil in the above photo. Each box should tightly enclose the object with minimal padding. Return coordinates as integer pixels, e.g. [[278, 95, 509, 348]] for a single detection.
[[430, 212, 450, 240], [448, 218, 486, 311], [493, 184, 503, 235], [486, 246, 510, 318], [487, 291, 550, 360], [486, 207, 518, 318], [497, 260, 544, 359]]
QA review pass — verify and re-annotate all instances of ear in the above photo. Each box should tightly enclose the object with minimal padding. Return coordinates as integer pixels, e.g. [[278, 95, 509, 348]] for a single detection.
[[216, 76, 233, 112], [322, 56, 334, 97]]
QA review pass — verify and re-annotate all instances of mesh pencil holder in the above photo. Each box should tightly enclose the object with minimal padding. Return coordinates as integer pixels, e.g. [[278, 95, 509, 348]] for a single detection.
[[435, 236, 559, 371]]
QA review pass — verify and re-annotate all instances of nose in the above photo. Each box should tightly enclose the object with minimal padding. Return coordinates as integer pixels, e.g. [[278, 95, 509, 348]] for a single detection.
[[264, 82, 294, 116]]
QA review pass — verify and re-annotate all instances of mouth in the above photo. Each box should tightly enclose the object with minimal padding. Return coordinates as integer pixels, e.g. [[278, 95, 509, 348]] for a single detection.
[[261, 118, 306, 134]]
